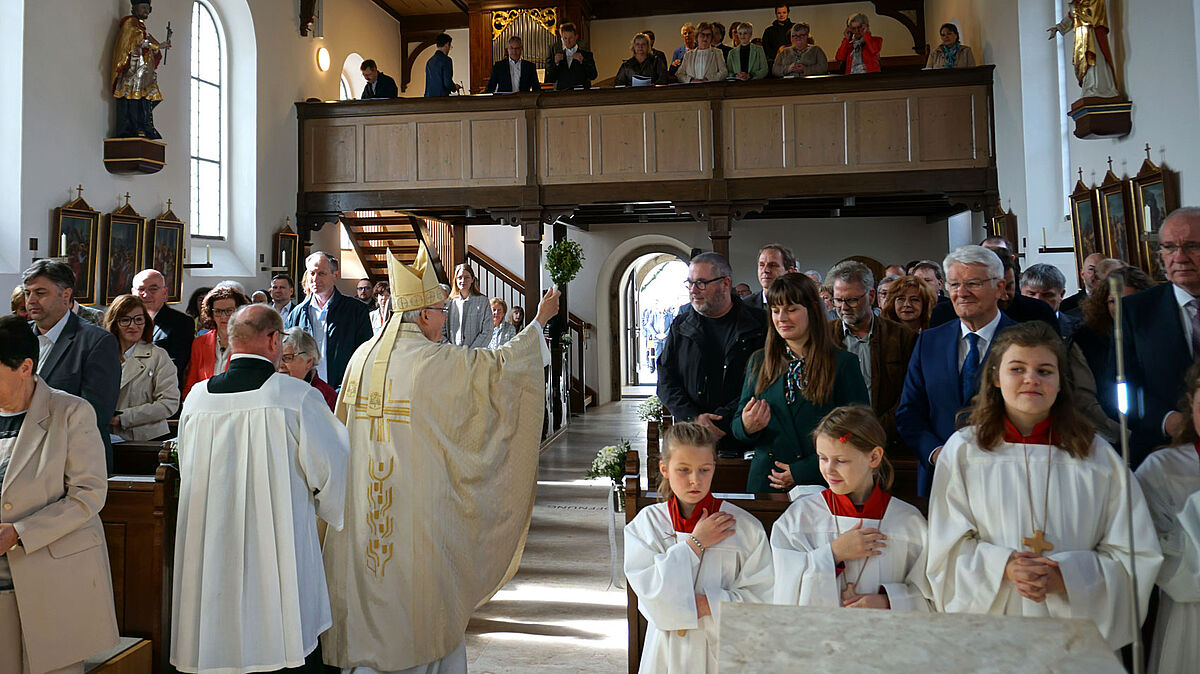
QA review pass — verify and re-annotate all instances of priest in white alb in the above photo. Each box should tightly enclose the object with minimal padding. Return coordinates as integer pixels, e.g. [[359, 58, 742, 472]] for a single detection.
[[322, 244, 559, 673], [171, 304, 350, 674]]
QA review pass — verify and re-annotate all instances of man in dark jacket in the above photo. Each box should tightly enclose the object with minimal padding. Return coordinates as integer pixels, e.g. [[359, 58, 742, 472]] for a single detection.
[[424, 34, 457, 97], [285, 252, 373, 390], [545, 23, 597, 90], [657, 252, 767, 457], [487, 36, 540, 93], [360, 59, 398, 99], [761, 5, 794, 70], [133, 268, 194, 388]]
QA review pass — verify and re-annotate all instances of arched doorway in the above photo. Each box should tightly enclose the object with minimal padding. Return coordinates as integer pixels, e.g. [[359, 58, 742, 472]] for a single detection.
[[617, 252, 689, 397]]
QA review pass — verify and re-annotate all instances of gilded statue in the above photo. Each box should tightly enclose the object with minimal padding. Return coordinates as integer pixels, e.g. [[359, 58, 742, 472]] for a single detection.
[[112, 0, 171, 139], [1047, 0, 1120, 100]]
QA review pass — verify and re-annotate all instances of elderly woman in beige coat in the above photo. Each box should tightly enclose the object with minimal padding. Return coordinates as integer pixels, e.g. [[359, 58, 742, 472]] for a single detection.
[[0, 315, 118, 673], [105, 294, 179, 441]]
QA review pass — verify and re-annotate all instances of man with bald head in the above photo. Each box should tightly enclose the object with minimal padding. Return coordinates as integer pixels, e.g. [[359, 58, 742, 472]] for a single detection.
[[1120, 207, 1200, 465], [172, 303, 348, 673], [1061, 252, 1106, 315], [133, 268, 194, 386]]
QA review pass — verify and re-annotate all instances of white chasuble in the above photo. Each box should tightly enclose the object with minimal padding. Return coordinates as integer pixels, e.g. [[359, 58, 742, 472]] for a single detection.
[[322, 321, 545, 671], [171, 375, 350, 674], [770, 493, 932, 611], [624, 501, 774, 673], [926, 428, 1162, 650], [1135, 444, 1200, 674]]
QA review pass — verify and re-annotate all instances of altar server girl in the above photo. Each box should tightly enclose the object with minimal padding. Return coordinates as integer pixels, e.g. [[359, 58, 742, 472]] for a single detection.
[[1135, 362, 1200, 674], [926, 321, 1161, 650], [624, 421, 774, 673], [771, 405, 931, 611]]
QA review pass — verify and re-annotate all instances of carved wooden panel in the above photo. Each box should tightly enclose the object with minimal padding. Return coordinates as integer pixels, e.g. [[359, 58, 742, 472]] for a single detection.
[[364, 122, 414, 184], [651, 107, 708, 176], [306, 124, 357, 185], [793, 101, 848, 169], [917, 92, 982, 163], [416, 120, 464, 182], [727, 104, 786, 172], [542, 114, 593, 179], [853, 98, 912, 166], [598, 113, 646, 176], [470, 118, 520, 180]]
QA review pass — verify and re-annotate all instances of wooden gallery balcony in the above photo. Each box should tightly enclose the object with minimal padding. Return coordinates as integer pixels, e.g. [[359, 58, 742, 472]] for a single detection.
[[296, 66, 996, 252]]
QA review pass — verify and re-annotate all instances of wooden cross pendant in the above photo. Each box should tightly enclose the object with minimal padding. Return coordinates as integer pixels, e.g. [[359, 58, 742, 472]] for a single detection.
[[1023, 529, 1054, 556], [841, 582, 857, 603]]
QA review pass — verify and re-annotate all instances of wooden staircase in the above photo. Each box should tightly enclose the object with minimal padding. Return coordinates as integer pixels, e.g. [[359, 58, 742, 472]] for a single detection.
[[340, 211, 450, 283]]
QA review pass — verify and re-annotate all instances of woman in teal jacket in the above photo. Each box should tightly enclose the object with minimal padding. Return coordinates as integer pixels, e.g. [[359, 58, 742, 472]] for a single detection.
[[726, 22, 769, 80], [732, 273, 869, 492]]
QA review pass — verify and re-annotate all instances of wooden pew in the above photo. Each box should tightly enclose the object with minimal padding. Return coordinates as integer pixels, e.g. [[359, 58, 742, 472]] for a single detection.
[[102, 447, 179, 674], [623, 447, 789, 674]]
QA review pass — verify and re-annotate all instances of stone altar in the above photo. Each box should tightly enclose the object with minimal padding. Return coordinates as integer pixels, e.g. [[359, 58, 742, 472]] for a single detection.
[[719, 603, 1123, 673]]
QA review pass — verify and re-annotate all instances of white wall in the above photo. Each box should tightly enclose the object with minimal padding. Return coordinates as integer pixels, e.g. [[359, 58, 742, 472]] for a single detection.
[[4, 0, 401, 301], [589, 4, 915, 79], [401, 28, 470, 98]]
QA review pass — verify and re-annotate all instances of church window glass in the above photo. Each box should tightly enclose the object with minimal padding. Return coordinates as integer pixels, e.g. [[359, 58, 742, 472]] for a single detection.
[[190, 0, 225, 238]]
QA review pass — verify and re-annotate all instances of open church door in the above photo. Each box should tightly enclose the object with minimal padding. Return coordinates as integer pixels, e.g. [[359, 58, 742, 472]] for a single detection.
[[624, 269, 642, 386]]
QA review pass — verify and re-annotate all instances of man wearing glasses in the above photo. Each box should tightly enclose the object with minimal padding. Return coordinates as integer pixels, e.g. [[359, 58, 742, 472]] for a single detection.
[[656, 252, 767, 458], [829, 260, 916, 449], [897, 245, 1016, 497], [133, 268, 195, 387], [1120, 207, 1200, 465]]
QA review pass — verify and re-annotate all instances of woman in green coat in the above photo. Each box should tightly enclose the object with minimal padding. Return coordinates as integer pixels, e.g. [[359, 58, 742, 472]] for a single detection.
[[732, 273, 869, 492], [727, 22, 769, 80]]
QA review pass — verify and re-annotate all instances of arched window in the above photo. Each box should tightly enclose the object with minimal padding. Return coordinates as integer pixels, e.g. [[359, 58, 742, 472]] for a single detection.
[[340, 74, 352, 101], [190, 0, 225, 238]]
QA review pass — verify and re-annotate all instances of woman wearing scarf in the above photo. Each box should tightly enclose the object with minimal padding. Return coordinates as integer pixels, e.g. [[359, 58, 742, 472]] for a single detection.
[[732, 273, 869, 493], [926, 23, 976, 69]]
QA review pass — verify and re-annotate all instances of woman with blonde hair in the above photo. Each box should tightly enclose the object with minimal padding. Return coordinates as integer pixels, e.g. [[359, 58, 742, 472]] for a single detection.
[[444, 263, 492, 348], [732, 273, 869, 493], [615, 33, 668, 86], [488, 297, 517, 348], [881, 275, 936, 333], [105, 294, 180, 440]]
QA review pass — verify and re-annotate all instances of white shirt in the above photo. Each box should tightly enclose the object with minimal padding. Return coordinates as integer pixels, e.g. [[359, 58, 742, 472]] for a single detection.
[[563, 45, 578, 67], [508, 58, 522, 91], [957, 309, 1003, 371], [308, 292, 334, 381], [35, 309, 72, 371]]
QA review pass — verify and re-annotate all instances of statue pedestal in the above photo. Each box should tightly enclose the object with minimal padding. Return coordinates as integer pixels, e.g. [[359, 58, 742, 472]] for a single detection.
[[719, 604, 1123, 672], [1069, 97, 1133, 139], [103, 137, 166, 175]]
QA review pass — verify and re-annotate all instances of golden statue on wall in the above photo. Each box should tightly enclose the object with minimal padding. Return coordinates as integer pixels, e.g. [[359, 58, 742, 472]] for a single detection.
[[1047, 0, 1119, 100], [112, 0, 171, 139]]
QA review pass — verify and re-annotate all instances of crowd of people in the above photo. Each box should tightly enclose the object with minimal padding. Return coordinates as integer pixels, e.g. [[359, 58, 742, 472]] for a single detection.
[[352, 6, 976, 100], [643, 207, 1200, 673]]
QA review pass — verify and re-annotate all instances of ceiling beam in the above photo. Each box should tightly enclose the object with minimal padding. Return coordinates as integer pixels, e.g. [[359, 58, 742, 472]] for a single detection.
[[592, 0, 871, 20], [398, 12, 469, 32], [367, 0, 406, 24]]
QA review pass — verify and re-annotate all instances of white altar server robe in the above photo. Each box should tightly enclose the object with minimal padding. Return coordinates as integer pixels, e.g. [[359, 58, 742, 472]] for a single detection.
[[926, 428, 1162, 650], [624, 500, 774, 673], [171, 375, 349, 673], [1135, 444, 1200, 674], [770, 492, 932, 611]]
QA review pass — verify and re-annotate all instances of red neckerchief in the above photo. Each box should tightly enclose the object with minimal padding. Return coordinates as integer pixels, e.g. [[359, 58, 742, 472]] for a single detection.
[[1003, 417, 1054, 445], [669, 492, 723, 533], [1193, 440, 1200, 463], [823, 486, 891, 577]]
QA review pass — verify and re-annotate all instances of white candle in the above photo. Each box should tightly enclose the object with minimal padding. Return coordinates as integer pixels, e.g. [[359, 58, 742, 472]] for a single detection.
[[206, 244, 211, 264], [282, 249, 287, 267], [60, 233, 66, 254], [1042, 227, 1047, 248], [1144, 203, 1153, 232]]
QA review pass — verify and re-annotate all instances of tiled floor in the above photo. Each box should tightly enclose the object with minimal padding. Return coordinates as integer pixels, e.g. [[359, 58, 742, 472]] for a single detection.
[[466, 402, 645, 674]]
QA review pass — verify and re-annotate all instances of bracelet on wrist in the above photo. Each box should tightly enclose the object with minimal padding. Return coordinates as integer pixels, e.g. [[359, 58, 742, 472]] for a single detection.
[[688, 534, 704, 551]]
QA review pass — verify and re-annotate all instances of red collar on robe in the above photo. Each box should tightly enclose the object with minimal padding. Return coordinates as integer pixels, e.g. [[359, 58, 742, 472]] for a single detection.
[[669, 493, 723, 533], [821, 485, 891, 520], [1003, 416, 1054, 445], [1193, 440, 1200, 463]]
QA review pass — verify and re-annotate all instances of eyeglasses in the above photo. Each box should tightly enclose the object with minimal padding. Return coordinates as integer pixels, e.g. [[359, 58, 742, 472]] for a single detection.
[[945, 278, 996, 292], [212, 307, 237, 317], [1158, 242, 1200, 256], [117, 315, 147, 327], [280, 352, 308, 364], [831, 293, 868, 308], [426, 305, 450, 315], [683, 276, 727, 291]]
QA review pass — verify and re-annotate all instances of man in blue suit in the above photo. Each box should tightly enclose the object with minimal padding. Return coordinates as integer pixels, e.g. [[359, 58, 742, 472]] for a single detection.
[[486, 36, 540, 93], [424, 34, 457, 97], [1120, 208, 1200, 465], [896, 245, 1017, 497]]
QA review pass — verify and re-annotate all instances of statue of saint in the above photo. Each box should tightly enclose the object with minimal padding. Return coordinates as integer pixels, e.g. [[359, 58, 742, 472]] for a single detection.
[[111, 0, 171, 139], [1048, 0, 1120, 100]]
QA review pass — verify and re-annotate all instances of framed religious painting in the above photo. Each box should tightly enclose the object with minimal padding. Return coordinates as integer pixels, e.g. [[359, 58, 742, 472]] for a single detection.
[[101, 200, 146, 305], [1097, 167, 1135, 264], [988, 202, 1020, 258], [1131, 154, 1179, 281], [1069, 176, 1100, 277], [53, 192, 100, 305], [147, 205, 185, 303], [275, 224, 300, 288]]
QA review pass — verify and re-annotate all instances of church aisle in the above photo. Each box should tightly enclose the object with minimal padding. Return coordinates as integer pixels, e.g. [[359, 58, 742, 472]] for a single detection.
[[466, 402, 643, 673]]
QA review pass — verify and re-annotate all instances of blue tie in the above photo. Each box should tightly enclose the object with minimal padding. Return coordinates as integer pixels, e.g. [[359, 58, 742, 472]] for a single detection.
[[960, 332, 981, 404]]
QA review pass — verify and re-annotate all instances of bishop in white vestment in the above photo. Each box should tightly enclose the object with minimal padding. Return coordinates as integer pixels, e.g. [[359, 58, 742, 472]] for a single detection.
[[171, 305, 350, 674], [926, 427, 1162, 650], [771, 488, 932, 611], [1135, 443, 1200, 674], [322, 245, 557, 673]]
